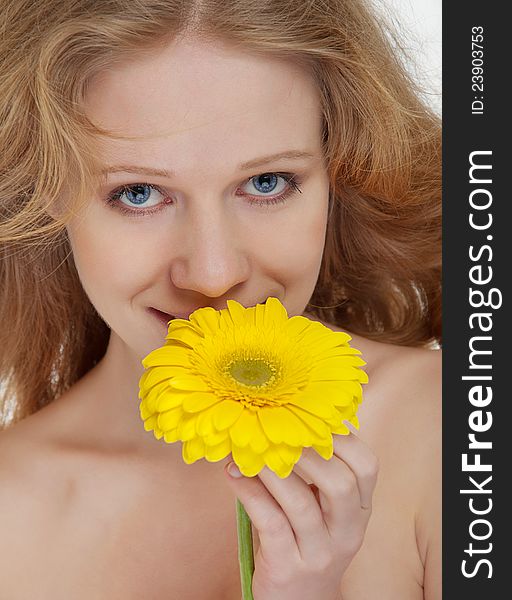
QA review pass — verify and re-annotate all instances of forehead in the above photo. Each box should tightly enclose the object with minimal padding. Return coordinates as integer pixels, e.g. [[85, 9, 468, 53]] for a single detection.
[[84, 36, 324, 171]]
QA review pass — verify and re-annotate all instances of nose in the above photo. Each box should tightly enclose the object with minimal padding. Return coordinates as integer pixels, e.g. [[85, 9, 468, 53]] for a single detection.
[[168, 202, 251, 298]]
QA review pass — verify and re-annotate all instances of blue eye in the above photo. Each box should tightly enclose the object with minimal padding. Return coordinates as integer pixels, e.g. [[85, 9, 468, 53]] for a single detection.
[[107, 183, 167, 212], [239, 172, 302, 206], [105, 171, 302, 217], [124, 184, 152, 204], [252, 173, 279, 193]]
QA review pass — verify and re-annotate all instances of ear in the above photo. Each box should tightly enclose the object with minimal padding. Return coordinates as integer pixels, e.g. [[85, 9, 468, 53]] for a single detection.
[[45, 195, 69, 221], [45, 203, 60, 220], [45, 179, 78, 221]]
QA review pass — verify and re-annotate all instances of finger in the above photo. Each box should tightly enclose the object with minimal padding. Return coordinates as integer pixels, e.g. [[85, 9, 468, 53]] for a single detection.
[[224, 462, 300, 564], [257, 465, 329, 562], [332, 432, 379, 510], [293, 448, 363, 533]]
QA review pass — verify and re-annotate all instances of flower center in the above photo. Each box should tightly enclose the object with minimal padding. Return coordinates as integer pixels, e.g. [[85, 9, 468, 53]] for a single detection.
[[226, 358, 276, 387]]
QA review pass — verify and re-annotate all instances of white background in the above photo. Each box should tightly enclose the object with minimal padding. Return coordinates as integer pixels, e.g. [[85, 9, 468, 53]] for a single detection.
[[373, 0, 442, 114]]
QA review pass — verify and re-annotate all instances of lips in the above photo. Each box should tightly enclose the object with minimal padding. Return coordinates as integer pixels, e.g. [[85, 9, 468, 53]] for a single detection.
[[149, 305, 198, 320], [149, 300, 273, 325], [148, 308, 178, 325]]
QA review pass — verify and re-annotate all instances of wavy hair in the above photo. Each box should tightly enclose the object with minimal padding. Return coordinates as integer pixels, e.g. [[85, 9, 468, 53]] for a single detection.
[[0, 0, 441, 426]]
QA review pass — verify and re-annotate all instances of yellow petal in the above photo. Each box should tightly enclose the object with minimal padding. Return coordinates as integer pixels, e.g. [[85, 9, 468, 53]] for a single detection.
[[351, 382, 364, 398], [229, 409, 257, 447], [142, 347, 193, 369], [286, 406, 332, 440], [205, 438, 232, 462], [248, 418, 270, 453], [156, 389, 190, 412], [195, 404, 221, 436], [258, 406, 310, 446], [303, 379, 357, 397], [348, 415, 360, 429], [309, 365, 367, 382], [139, 376, 159, 401], [331, 421, 350, 435], [312, 381, 363, 404], [203, 429, 229, 445], [177, 414, 197, 441], [330, 394, 354, 408], [313, 356, 366, 370], [212, 400, 244, 430], [142, 380, 169, 411], [257, 407, 282, 444], [169, 376, 210, 392], [285, 315, 313, 339], [153, 427, 164, 440], [166, 326, 201, 347], [254, 302, 266, 329], [275, 463, 294, 478], [167, 319, 195, 331], [182, 392, 222, 413], [306, 331, 352, 353], [264, 297, 288, 328], [315, 346, 362, 359], [263, 446, 292, 478], [182, 437, 206, 463], [275, 444, 302, 466], [333, 406, 357, 425], [313, 442, 334, 460], [287, 396, 339, 422], [189, 307, 221, 336], [302, 382, 354, 408], [163, 429, 179, 443], [232, 444, 265, 477], [140, 401, 154, 421], [218, 307, 236, 329], [143, 415, 158, 432], [281, 361, 312, 385], [357, 369, 369, 384], [283, 409, 316, 446], [140, 366, 188, 392], [157, 406, 183, 431], [226, 299, 248, 324], [163, 338, 196, 351]]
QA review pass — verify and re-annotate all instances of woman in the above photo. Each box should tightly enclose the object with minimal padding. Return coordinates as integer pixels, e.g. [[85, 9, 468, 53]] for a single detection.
[[0, 1, 441, 598]]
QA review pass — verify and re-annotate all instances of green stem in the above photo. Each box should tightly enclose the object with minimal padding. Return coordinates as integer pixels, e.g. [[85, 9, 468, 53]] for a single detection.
[[236, 499, 255, 600]]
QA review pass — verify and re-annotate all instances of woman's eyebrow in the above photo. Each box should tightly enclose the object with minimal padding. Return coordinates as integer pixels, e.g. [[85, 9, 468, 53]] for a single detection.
[[101, 150, 317, 179], [101, 165, 173, 179], [239, 150, 317, 170]]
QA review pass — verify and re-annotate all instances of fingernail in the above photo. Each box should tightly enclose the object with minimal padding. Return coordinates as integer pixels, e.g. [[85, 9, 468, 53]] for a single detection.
[[227, 462, 243, 478]]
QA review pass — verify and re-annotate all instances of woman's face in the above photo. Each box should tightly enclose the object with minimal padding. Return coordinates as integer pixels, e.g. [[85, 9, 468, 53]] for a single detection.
[[65, 36, 330, 359]]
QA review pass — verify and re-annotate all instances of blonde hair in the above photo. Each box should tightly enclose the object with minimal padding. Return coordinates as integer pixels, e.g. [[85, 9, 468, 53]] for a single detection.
[[0, 0, 441, 427]]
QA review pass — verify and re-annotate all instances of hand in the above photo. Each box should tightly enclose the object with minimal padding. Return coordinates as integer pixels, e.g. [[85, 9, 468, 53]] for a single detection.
[[224, 432, 379, 600]]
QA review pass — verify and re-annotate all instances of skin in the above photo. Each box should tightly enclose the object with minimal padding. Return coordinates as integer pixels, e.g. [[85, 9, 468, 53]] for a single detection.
[[0, 35, 441, 599]]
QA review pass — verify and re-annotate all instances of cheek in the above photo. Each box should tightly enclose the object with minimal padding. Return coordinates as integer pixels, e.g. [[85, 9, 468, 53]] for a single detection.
[[67, 221, 152, 303], [252, 200, 328, 281]]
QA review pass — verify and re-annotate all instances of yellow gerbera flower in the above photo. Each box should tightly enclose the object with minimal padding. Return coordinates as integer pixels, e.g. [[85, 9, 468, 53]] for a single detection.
[[139, 297, 367, 478]]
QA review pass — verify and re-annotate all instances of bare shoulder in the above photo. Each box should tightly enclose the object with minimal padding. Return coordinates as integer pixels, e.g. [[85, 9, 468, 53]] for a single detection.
[[0, 419, 63, 591], [306, 314, 441, 502], [363, 336, 441, 424], [0, 412, 70, 521], [305, 316, 442, 597], [0, 416, 51, 501], [303, 313, 442, 434], [355, 335, 442, 599], [348, 332, 441, 496]]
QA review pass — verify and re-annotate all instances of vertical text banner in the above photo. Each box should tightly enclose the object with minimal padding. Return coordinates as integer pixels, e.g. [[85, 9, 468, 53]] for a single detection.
[[443, 1, 508, 596]]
